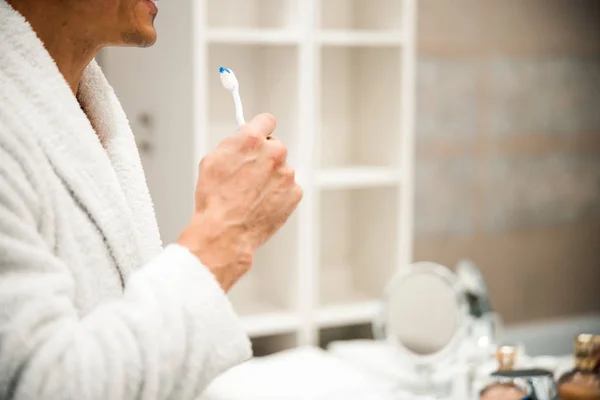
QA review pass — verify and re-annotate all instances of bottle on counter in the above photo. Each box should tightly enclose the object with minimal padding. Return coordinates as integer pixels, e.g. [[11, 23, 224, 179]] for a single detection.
[[479, 346, 530, 400], [557, 334, 600, 400], [594, 335, 600, 375], [497, 345, 518, 371]]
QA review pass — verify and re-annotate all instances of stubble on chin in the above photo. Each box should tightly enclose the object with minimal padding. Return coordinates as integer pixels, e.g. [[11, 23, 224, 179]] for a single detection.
[[121, 26, 156, 48]]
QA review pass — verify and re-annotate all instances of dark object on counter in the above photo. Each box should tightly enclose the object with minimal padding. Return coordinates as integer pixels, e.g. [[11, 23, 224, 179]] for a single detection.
[[557, 334, 600, 400], [497, 346, 518, 371], [480, 346, 530, 400], [480, 346, 558, 400], [492, 369, 557, 400], [593, 336, 600, 376]]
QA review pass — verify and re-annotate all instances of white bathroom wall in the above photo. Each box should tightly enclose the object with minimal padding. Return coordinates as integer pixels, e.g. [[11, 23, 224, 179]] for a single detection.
[[103, 0, 196, 245]]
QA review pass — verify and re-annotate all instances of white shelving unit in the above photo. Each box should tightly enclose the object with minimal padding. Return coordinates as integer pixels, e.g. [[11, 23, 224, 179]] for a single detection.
[[103, 0, 416, 354]]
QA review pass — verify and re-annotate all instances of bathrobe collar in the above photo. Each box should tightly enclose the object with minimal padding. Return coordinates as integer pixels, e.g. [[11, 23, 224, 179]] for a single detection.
[[0, 1, 163, 281]]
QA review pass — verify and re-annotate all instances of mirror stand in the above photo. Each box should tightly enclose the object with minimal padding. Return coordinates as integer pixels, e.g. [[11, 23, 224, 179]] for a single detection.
[[374, 261, 501, 397]]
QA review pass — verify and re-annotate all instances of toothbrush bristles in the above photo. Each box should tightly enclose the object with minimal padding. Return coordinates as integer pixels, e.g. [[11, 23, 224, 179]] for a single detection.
[[219, 66, 245, 127]]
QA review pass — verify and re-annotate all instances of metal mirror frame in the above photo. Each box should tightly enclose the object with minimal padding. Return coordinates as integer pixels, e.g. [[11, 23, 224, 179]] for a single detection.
[[456, 259, 504, 356], [373, 261, 470, 368], [456, 259, 493, 316]]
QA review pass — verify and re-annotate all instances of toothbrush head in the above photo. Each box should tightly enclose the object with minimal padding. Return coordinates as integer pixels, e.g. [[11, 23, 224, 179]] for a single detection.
[[219, 66, 245, 126], [219, 66, 239, 92]]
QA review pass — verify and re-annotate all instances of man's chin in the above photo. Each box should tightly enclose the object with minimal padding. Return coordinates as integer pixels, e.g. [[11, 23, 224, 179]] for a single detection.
[[121, 26, 157, 47], [139, 27, 157, 47]]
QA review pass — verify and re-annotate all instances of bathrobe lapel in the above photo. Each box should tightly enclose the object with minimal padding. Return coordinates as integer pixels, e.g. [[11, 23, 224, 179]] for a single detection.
[[0, 2, 162, 281], [78, 61, 163, 264]]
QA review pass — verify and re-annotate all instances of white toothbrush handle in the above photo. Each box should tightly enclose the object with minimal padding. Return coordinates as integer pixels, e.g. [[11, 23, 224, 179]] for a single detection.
[[233, 90, 245, 127]]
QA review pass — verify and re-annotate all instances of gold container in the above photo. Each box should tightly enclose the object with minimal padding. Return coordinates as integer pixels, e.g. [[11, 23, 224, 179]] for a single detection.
[[557, 334, 600, 400]]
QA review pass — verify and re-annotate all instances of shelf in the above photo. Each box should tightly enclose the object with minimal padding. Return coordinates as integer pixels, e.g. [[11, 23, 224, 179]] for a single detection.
[[227, 212, 299, 335], [319, 323, 374, 349], [316, 301, 381, 328], [208, 44, 299, 164], [207, 0, 298, 29], [251, 332, 298, 357], [318, 187, 398, 310], [242, 311, 301, 337], [206, 29, 301, 45], [318, 31, 405, 47], [320, 46, 402, 169], [105, 0, 417, 354], [320, 0, 403, 31], [317, 167, 400, 190]]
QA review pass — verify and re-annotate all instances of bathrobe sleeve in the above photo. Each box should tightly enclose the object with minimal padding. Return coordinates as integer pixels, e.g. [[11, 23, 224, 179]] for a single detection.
[[0, 148, 252, 400]]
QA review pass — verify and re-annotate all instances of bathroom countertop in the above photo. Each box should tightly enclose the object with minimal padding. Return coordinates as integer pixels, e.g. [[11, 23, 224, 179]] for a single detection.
[[200, 342, 573, 400], [200, 345, 443, 400]]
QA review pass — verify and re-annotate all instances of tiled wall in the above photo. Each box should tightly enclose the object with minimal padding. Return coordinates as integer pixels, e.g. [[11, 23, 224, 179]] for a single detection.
[[414, 0, 600, 323]]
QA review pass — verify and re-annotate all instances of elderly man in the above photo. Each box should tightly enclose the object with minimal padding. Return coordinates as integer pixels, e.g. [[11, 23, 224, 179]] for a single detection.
[[0, 0, 302, 399]]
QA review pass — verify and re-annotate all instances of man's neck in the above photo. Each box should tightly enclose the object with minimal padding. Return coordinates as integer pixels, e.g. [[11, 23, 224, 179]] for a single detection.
[[7, 0, 101, 95]]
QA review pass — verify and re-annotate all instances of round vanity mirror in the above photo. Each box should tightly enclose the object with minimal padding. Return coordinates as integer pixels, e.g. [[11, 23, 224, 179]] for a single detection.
[[375, 262, 468, 366]]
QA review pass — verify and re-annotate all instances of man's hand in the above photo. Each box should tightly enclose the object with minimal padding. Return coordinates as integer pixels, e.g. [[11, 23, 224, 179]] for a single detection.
[[177, 113, 303, 291]]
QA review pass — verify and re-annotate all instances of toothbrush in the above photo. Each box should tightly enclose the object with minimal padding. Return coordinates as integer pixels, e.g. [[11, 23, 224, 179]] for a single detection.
[[219, 66, 245, 127]]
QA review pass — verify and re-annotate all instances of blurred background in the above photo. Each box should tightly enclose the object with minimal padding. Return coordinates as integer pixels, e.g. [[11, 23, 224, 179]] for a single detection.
[[99, 0, 600, 357], [414, 0, 600, 326]]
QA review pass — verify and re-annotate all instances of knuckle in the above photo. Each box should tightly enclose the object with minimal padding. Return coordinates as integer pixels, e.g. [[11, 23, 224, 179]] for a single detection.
[[238, 123, 255, 135], [220, 135, 236, 146], [240, 130, 263, 149], [199, 156, 222, 179], [294, 185, 304, 203], [216, 135, 237, 151], [280, 165, 295, 182], [241, 127, 260, 138], [269, 142, 288, 165]]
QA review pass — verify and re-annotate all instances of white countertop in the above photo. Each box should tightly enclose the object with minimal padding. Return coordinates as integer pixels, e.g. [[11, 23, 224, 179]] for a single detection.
[[200, 341, 573, 400]]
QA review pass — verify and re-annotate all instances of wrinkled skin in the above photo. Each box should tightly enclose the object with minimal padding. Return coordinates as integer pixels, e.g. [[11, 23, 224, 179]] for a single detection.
[[6, 0, 159, 92]]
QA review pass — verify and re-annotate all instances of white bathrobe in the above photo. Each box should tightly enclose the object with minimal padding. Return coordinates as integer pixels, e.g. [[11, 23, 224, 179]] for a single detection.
[[0, 2, 251, 399]]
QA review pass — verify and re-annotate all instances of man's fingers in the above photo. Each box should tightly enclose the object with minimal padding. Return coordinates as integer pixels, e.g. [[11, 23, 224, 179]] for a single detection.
[[265, 138, 288, 167], [245, 113, 277, 138]]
